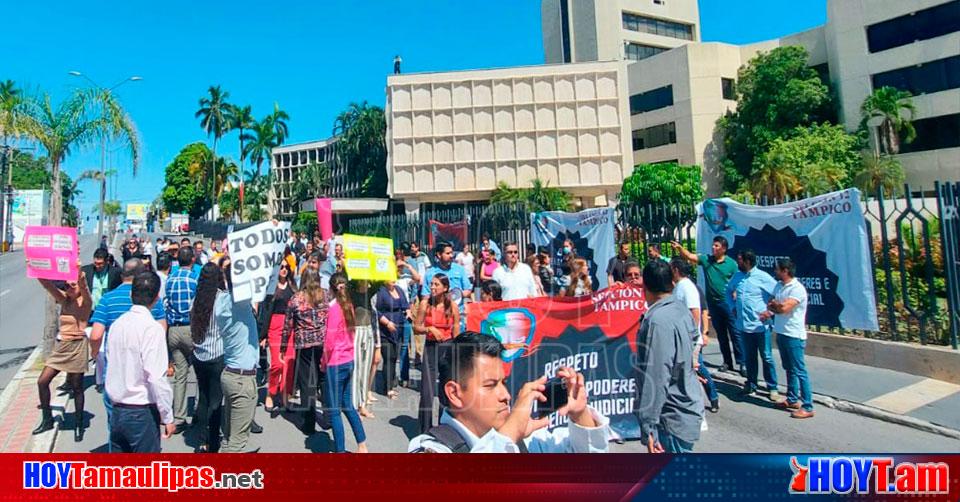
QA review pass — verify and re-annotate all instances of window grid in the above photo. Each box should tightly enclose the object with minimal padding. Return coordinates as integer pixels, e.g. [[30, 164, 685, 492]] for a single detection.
[[621, 12, 693, 40], [632, 122, 676, 151], [625, 42, 668, 61], [866, 0, 960, 53], [630, 85, 674, 115], [871, 55, 960, 96]]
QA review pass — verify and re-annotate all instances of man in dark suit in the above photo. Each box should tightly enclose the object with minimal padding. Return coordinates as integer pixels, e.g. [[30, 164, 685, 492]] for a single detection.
[[83, 247, 122, 307]]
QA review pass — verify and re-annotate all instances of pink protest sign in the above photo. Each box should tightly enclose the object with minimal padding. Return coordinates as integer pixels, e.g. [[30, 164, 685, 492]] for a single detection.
[[23, 225, 79, 281], [316, 198, 333, 241]]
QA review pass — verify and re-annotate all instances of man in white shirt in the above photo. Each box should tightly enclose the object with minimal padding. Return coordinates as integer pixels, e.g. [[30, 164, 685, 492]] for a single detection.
[[761, 257, 813, 419], [492, 242, 539, 301], [105, 271, 175, 452], [409, 331, 611, 453], [671, 257, 720, 414]]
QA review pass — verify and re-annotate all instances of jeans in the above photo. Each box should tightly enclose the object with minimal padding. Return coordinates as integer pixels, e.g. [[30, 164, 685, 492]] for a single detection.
[[103, 392, 113, 452], [325, 361, 366, 453], [110, 404, 161, 453], [777, 334, 813, 411], [697, 352, 719, 403], [709, 305, 742, 369], [193, 356, 224, 450], [399, 323, 412, 383], [657, 427, 694, 453], [741, 329, 779, 392]]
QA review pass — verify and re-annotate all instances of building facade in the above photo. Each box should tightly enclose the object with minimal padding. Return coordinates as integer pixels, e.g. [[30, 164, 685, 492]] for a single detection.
[[268, 137, 358, 218], [385, 61, 633, 208]]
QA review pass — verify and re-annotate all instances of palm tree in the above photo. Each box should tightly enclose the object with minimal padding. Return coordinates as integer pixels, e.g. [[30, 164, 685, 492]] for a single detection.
[[228, 104, 254, 168], [292, 161, 332, 203], [266, 102, 290, 146], [490, 178, 572, 212], [242, 118, 277, 176], [333, 102, 386, 197], [860, 86, 917, 155], [195, 85, 231, 213], [854, 153, 905, 196], [0, 80, 24, 147], [749, 163, 801, 200]]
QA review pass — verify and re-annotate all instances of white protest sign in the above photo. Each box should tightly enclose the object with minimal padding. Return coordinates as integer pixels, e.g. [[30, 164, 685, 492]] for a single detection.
[[227, 220, 291, 303]]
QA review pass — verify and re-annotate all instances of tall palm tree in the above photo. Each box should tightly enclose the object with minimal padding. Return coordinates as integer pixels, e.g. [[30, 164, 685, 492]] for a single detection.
[[292, 161, 332, 203], [854, 153, 905, 196], [860, 86, 917, 155], [266, 102, 290, 146], [750, 163, 801, 200], [333, 101, 386, 196], [195, 85, 231, 213], [0, 80, 24, 148], [490, 178, 572, 212], [228, 104, 254, 168], [241, 118, 277, 176]]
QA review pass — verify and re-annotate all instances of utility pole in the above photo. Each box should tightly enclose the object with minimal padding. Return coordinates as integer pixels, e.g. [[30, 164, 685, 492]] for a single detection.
[[0, 145, 9, 252]]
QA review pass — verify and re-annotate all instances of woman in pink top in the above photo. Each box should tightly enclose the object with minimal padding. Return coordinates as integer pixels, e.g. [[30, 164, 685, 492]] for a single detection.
[[479, 248, 500, 282], [322, 273, 368, 453]]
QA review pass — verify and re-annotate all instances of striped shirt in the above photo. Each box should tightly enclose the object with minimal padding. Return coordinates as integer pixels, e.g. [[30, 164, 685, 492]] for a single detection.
[[91, 283, 166, 386], [193, 309, 225, 362], [164, 267, 198, 325]]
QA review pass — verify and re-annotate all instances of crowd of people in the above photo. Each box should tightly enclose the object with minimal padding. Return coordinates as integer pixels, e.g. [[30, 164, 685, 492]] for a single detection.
[[30, 227, 812, 454]]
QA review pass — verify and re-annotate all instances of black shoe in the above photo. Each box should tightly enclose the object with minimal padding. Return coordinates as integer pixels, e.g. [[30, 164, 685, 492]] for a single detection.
[[56, 382, 72, 394], [708, 399, 720, 413], [250, 420, 263, 434], [741, 387, 757, 397], [32, 410, 55, 435], [73, 412, 85, 442], [173, 423, 189, 435], [719, 363, 733, 372]]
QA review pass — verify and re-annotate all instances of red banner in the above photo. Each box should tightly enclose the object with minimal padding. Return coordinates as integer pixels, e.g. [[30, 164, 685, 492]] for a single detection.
[[428, 219, 467, 251]]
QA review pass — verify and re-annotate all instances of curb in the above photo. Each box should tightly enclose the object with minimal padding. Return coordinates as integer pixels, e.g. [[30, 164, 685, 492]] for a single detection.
[[0, 345, 70, 453], [709, 369, 960, 440]]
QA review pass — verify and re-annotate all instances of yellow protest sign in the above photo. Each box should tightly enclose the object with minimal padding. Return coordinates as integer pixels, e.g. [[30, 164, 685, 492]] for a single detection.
[[342, 234, 397, 281]]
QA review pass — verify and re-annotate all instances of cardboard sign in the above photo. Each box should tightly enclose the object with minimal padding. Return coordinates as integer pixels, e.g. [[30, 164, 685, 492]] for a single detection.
[[227, 221, 292, 303], [342, 234, 397, 282], [24, 225, 78, 281]]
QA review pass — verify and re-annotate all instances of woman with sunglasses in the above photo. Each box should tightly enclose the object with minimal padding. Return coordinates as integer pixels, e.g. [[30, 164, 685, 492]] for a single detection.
[[264, 263, 297, 414]]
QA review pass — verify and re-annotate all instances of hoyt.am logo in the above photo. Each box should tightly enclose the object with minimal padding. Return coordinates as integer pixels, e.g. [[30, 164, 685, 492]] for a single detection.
[[789, 456, 949, 495]]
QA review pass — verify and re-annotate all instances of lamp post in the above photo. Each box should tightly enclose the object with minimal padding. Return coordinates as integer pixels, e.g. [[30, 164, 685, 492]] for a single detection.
[[68, 71, 141, 239]]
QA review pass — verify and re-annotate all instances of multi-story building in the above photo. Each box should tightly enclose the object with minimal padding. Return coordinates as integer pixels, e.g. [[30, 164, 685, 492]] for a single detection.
[[543, 0, 960, 194], [385, 61, 633, 210], [268, 137, 358, 218]]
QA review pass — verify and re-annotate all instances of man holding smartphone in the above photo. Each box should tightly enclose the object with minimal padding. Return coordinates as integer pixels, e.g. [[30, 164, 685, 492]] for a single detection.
[[408, 331, 612, 453]]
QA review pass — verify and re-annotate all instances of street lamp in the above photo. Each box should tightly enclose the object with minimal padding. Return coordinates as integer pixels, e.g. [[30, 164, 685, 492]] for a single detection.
[[68, 71, 141, 240]]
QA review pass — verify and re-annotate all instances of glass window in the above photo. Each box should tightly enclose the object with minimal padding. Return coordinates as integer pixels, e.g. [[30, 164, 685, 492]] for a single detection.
[[621, 12, 693, 40], [867, 1, 960, 53], [721, 78, 736, 100], [895, 113, 960, 154], [871, 55, 960, 96], [632, 122, 677, 151], [625, 42, 668, 61], [630, 85, 674, 115]]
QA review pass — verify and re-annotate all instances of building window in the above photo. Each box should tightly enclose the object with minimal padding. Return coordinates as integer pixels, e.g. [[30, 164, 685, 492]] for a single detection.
[[632, 122, 676, 150], [622, 12, 693, 40], [866, 1, 960, 53], [630, 85, 673, 115], [894, 113, 960, 154], [625, 42, 668, 61], [721, 78, 736, 100], [560, 0, 572, 63], [871, 55, 960, 96]]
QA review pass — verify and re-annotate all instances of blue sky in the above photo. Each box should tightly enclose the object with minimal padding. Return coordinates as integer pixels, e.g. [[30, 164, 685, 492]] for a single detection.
[[3, 0, 825, 225]]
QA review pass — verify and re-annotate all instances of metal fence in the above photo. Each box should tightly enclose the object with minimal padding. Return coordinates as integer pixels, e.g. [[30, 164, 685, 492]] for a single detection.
[[347, 182, 960, 349]]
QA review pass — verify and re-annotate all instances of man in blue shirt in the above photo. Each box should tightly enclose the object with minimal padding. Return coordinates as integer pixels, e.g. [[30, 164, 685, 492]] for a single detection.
[[725, 249, 780, 401], [216, 289, 261, 453], [89, 259, 167, 447], [170, 245, 201, 279], [164, 246, 198, 432], [422, 241, 473, 314]]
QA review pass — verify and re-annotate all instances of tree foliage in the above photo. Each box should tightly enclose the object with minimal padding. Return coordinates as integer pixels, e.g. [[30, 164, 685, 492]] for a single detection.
[[853, 153, 905, 196], [717, 46, 834, 192], [334, 102, 386, 197], [292, 162, 332, 203], [291, 211, 317, 237], [859, 86, 916, 155], [755, 123, 861, 199], [162, 142, 213, 217], [619, 162, 704, 208], [9, 151, 81, 226], [490, 178, 572, 212]]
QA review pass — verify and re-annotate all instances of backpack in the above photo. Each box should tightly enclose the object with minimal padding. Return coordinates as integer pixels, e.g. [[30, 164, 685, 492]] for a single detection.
[[417, 424, 529, 453]]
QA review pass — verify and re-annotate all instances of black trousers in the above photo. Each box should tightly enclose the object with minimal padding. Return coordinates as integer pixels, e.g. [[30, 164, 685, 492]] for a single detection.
[[709, 304, 742, 369], [418, 340, 452, 434], [194, 356, 224, 450], [109, 404, 161, 453], [380, 337, 400, 394], [294, 345, 322, 427]]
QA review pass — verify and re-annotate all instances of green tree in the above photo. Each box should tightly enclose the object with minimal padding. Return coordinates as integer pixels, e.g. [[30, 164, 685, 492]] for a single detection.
[[490, 178, 572, 212], [242, 118, 277, 176], [717, 46, 834, 191], [162, 142, 213, 217], [217, 187, 239, 220], [266, 102, 290, 146], [859, 86, 916, 155], [1, 79, 24, 147], [227, 104, 255, 170], [10, 152, 84, 227], [291, 211, 317, 237], [853, 153, 905, 196], [619, 162, 703, 208], [195, 85, 231, 211], [292, 161, 332, 203], [333, 102, 387, 197], [757, 123, 861, 198]]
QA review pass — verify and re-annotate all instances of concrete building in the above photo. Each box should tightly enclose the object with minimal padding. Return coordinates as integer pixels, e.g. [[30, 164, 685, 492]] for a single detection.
[[268, 137, 351, 218], [385, 61, 633, 208], [543, 0, 960, 193]]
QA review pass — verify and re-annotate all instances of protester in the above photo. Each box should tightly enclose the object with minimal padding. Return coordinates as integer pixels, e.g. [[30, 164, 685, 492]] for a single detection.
[[492, 242, 539, 300], [194, 240, 210, 265], [414, 273, 460, 433], [422, 241, 473, 318], [525, 254, 546, 297], [209, 240, 224, 264], [634, 260, 703, 453], [186, 263, 226, 452], [670, 257, 719, 414], [298, 250, 321, 282], [524, 242, 537, 262], [479, 248, 500, 283], [31, 265, 92, 441], [82, 247, 121, 307], [481, 233, 501, 260], [99, 235, 109, 251], [121, 238, 143, 263], [454, 244, 476, 288], [762, 258, 814, 419], [537, 248, 555, 296], [166, 241, 180, 261], [408, 331, 611, 453], [726, 249, 780, 401], [647, 243, 670, 263], [480, 280, 502, 302], [163, 246, 199, 434], [141, 237, 154, 264], [376, 278, 410, 399], [89, 259, 167, 447], [171, 245, 202, 279], [216, 263, 261, 453], [104, 271, 175, 453], [155, 252, 172, 303], [624, 261, 643, 288], [560, 258, 592, 297], [264, 263, 297, 414], [607, 241, 632, 285], [281, 268, 329, 435], [672, 236, 741, 374], [283, 246, 297, 276], [156, 237, 167, 254], [334, 243, 346, 273], [322, 273, 369, 453]]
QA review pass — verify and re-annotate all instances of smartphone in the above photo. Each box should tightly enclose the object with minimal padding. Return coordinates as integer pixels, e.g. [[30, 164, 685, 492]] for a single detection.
[[534, 376, 569, 418]]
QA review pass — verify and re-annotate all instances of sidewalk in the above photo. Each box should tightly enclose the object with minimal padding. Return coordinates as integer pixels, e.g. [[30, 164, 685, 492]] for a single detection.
[[0, 346, 67, 453]]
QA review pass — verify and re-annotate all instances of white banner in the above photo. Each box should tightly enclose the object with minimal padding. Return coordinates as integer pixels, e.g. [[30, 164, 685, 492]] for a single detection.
[[227, 221, 291, 303]]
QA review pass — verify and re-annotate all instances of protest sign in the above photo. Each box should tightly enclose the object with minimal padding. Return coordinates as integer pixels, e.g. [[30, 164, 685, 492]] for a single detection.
[[227, 220, 291, 303], [23, 225, 78, 281], [696, 188, 878, 330], [467, 284, 646, 439], [428, 219, 468, 251], [531, 207, 616, 290], [342, 234, 397, 282], [125, 203, 148, 221], [316, 198, 333, 241]]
